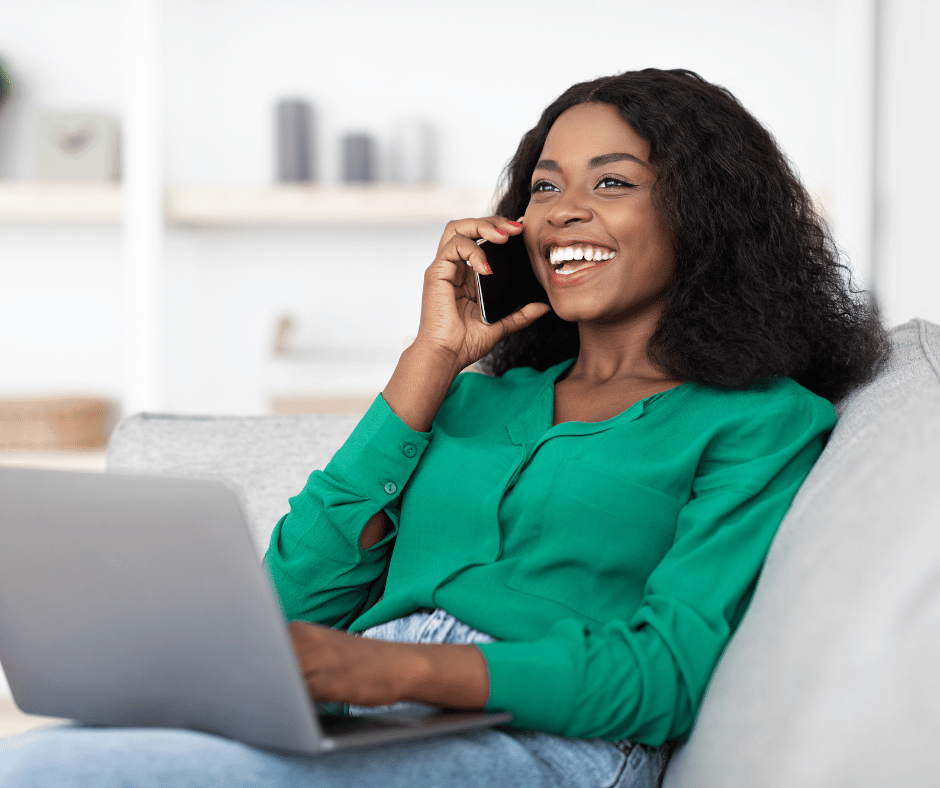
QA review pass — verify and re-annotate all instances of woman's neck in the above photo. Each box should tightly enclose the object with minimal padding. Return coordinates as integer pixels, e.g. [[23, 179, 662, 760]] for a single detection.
[[564, 316, 674, 387]]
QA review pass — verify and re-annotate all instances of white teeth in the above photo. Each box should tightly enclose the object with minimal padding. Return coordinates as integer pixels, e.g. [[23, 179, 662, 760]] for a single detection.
[[556, 260, 593, 275], [548, 245, 615, 267]]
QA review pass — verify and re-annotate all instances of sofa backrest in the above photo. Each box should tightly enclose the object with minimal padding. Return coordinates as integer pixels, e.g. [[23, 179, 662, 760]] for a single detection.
[[663, 318, 940, 788], [107, 411, 360, 555], [108, 320, 940, 786]]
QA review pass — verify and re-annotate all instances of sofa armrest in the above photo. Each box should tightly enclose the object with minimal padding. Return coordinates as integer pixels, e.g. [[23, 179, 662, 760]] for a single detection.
[[663, 318, 940, 787], [106, 412, 359, 556]]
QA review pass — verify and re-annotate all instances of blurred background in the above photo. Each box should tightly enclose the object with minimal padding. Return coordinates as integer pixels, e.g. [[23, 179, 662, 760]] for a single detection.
[[0, 0, 937, 464]]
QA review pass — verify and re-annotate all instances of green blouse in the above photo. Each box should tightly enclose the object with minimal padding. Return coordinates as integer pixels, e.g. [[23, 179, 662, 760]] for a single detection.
[[264, 359, 835, 745]]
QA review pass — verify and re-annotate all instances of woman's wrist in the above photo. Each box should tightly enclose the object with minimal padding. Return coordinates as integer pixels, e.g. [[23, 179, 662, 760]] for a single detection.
[[402, 643, 490, 710], [382, 341, 463, 433]]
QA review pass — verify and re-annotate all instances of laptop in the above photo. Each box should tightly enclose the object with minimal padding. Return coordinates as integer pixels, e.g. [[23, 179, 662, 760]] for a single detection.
[[0, 467, 511, 754]]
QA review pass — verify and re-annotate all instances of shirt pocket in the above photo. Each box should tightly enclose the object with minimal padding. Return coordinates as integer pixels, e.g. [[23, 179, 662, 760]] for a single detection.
[[506, 458, 686, 619]]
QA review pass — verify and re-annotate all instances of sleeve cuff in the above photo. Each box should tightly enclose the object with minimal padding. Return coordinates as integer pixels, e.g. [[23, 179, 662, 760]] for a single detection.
[[325, 393, 432, 505], [477, 636, 579, 735]]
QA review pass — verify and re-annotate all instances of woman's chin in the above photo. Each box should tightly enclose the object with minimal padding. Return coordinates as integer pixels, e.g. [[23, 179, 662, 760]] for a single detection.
[[547, 300, 602, 325]]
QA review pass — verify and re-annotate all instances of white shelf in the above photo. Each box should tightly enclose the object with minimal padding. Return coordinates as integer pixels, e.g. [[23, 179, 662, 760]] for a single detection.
[[0, 181, 122, 223], [167, 185, 494, 226], [0, 182, 494, 226], [0, 449, 108, 473]]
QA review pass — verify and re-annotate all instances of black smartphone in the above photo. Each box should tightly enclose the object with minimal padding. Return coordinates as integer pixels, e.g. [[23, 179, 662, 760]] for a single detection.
[[476, 233, 549, 324]]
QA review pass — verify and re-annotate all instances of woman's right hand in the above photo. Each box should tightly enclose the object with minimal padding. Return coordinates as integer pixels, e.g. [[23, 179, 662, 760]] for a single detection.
[[413, 216, 551, 373], [382, 217, 550, 433]]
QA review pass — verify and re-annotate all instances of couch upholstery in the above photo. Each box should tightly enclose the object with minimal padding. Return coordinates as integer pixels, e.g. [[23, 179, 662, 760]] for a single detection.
[[107, 318, 940, 787], [108, 411, 361, 556], [662, 318, 940, 787]]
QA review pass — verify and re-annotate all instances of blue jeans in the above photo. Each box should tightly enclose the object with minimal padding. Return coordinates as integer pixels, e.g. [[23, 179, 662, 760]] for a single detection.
[[0, 609, 673, 788]]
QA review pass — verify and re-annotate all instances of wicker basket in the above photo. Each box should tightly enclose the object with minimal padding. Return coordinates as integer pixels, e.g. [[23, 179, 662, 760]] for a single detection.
[[0, 397, 120, 450]]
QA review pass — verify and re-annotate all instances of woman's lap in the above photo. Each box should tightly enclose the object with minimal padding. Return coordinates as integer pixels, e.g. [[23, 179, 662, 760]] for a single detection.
[[0, 611, 671, 787], [0, 724, 667, 788]]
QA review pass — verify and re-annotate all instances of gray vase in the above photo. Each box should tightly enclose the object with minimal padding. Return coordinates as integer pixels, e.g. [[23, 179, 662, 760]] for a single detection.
[[276, 99, 315, 183], [342, 133, 375, 183]]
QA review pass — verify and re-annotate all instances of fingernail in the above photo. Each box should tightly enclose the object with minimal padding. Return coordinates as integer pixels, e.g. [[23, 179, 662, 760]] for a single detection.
[[484, 263, 493, 274], [495, 228, 508, 236], [508, 220, 523, 228]]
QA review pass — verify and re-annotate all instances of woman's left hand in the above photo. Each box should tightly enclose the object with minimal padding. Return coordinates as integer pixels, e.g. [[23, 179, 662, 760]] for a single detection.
[[287, 620, 490, 709]]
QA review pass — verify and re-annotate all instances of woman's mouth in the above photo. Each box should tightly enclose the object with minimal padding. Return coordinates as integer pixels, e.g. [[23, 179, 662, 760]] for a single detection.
[[547, 244, 616, 281]]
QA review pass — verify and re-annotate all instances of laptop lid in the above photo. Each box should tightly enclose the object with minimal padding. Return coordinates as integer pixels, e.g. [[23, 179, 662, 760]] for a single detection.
[[0, 467, 511, 755], [0, 467, 325, 753]]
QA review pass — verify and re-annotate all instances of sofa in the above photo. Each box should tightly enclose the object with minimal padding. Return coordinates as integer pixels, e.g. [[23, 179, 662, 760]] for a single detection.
[[107, 318, 940, 787]]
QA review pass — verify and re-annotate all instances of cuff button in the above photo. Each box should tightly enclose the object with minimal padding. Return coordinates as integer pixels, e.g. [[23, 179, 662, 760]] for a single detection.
[[383, 481, 398, 495], [401, 443, 417, 458]]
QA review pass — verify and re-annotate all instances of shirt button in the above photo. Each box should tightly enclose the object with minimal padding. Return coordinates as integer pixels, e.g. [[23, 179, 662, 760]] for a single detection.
[[401, 443, 417, 458], [383, 481, 398, 495]]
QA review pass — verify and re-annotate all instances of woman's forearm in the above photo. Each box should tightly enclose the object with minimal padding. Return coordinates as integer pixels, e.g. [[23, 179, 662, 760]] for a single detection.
[[289, 621, 490, 709], [382, 342, 463, 433], [404, 643, 491, 709]]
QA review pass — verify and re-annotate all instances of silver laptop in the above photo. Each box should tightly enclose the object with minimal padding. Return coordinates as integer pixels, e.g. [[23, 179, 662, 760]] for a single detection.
[[0, 467, 510, 754]]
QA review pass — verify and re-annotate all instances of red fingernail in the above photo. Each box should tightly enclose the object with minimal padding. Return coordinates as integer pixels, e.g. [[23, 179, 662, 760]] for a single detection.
[[485, 263, 493, 274], [508, 220, 523, 227], [495, 228, 508, 236]]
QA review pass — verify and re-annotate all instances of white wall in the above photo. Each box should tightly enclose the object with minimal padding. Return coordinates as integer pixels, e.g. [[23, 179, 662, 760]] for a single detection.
[[0, 0, 125, 403], [875, 0, 940, 326], [2, 0, 936, 406], [2, 0, 938, 415], [1, 0, 855, 415], [160, 0, 837, 192]]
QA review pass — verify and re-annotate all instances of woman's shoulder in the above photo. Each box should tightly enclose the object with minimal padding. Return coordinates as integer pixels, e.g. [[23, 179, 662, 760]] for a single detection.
[[671, 377, 836, 430]]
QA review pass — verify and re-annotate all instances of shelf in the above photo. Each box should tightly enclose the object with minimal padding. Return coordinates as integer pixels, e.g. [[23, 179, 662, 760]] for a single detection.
[[0, 449, 108, 473], [167, 185, 495, 227], [0, 181, 122, 223], [0, 182, 495, 226]]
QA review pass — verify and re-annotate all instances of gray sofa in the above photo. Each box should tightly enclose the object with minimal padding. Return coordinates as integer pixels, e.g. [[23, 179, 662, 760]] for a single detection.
[[107, 318, 940, 787]]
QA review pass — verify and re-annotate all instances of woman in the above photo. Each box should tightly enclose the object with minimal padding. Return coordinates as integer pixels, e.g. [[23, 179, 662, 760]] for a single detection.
[[0, 69, 888, 787]]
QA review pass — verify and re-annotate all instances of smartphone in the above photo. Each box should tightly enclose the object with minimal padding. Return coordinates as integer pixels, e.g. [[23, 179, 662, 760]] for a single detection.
[[476, 233, 549, 324]]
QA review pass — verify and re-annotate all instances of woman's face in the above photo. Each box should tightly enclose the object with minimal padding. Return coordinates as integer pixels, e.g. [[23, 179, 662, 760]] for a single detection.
[[523, 102, 674, 328]]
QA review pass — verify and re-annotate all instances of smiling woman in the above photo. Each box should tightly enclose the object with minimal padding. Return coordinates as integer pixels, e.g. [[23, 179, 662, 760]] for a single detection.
[[0, 69, 890, 788], [527, 104, 673, 322], [484, 70, 889, 405], [518, 102, 683, 423]]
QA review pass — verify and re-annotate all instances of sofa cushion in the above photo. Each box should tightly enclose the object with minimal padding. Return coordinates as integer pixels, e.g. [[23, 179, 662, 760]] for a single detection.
[[107, 411, 358, 555], [663, 318, 940, 788]]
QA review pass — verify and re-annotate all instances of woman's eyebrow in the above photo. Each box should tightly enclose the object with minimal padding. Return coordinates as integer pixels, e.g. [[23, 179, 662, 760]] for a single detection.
[[534, 152, 652, 172]]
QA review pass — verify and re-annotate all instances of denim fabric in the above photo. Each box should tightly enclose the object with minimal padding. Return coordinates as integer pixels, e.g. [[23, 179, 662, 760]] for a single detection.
[[0, 609, 672, 788]]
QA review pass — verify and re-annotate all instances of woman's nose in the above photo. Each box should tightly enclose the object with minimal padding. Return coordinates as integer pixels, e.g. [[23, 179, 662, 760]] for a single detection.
[[545, 188, 593, 226]]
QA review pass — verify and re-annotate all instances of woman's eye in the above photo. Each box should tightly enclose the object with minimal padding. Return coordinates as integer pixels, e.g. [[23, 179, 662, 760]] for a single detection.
[[530, 180, 558, 194], [597, 176, 635, 189]]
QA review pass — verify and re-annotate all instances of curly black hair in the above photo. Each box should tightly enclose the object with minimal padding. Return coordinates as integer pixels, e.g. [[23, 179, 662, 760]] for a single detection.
[[479, 68, 890, 404]]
